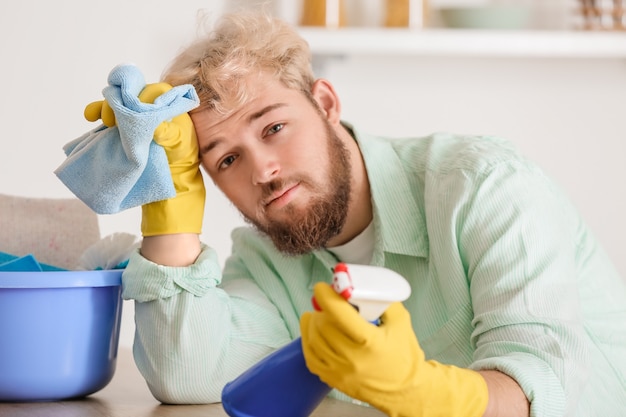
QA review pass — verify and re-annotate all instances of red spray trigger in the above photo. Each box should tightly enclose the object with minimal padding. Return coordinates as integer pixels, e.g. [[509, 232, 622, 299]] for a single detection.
[[311, 262, 355, 311]]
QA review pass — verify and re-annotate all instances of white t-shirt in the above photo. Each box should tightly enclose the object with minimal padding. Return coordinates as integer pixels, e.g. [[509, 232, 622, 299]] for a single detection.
[[327, 221, 375, 265]]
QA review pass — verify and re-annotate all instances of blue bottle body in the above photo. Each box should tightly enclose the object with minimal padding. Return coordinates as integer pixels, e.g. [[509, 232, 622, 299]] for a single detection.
[[221, 337, 331, 417]]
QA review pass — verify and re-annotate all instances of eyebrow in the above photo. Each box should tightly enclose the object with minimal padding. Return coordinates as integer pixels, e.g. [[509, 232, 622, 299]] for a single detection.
[[200, 103, 288, 156]]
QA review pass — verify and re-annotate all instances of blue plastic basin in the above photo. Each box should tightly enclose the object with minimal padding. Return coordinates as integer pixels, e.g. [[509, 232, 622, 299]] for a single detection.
[[0, 270, 123, 402]]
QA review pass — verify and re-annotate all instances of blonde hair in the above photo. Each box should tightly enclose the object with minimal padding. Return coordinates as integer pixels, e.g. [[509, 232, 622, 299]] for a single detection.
[[162, 11, 315, 116]]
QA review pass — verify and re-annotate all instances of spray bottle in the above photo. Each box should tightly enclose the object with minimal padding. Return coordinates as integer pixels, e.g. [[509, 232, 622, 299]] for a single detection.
[[221, 263, 411, 417]]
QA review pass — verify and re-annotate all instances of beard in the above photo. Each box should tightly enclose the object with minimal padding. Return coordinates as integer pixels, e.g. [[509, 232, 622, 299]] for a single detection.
[[242, 121, 352, 255]]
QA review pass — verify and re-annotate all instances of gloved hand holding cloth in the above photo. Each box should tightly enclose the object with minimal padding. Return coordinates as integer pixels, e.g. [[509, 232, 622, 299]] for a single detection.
[[58, 64, 205, 236], [300, 282, 489, 417], [138, 83, 205, 236], [84, 80, 205, 236], [56, 64, 204, 235]]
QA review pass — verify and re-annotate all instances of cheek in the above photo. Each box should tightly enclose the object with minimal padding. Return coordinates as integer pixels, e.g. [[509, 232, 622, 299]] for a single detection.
[[287, 129, 325, 165], [302, 142, 331, 182], [213, 173, 256, 214]]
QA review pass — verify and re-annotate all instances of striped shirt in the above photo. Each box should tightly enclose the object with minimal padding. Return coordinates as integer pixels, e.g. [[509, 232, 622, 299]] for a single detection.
[[123, 125, 626, 416]]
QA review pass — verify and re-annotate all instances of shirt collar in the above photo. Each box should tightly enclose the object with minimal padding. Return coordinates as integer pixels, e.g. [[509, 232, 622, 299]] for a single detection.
[[349, 123, 429, 263], [309, 123, 429, 288]]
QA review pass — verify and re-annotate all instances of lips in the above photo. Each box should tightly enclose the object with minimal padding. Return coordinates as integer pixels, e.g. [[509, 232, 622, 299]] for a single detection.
[[263, 183, 299, 208]]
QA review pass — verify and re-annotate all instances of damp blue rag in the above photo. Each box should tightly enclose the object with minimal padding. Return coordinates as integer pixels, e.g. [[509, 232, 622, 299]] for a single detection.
[[54, 64, 200, 214]]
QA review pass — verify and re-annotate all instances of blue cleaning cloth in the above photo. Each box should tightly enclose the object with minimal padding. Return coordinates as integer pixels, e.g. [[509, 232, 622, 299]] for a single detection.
[[0, 252, 66, 272], [54, 64, 200, 214]]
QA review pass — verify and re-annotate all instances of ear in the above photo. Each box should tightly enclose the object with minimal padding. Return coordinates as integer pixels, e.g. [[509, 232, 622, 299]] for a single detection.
[[311, 79, 342, 126]]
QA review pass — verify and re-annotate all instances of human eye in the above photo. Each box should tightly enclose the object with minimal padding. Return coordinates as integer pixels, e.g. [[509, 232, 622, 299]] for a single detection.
[[218, 154, 238, 170], [265, 123, 284, 136]]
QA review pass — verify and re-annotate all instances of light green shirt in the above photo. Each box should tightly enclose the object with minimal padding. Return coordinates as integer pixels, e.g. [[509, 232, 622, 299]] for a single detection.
[[123, 126, 626, 416]]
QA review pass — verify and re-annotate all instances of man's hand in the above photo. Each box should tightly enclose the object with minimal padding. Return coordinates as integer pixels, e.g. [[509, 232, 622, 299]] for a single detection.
[[300, 282, 489, 417], [84, 99, 116, 127], [136, 83, 205, 237], [84, 82, 205, 237]]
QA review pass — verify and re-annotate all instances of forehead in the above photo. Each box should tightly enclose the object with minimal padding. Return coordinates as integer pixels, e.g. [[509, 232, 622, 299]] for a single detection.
[[192, 73, 308, 136], [215, 71, 294, 116]]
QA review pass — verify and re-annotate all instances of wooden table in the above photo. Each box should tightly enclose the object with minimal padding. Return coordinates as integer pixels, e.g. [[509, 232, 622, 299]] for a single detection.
[[0, 348, 385, 417]]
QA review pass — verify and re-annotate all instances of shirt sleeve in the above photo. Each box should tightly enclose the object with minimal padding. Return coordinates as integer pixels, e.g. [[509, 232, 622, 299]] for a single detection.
[[457, 158, 591, 416], [121, 242, 292, 404]]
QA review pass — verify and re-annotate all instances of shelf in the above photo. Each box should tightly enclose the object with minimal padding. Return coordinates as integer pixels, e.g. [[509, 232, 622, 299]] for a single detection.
[[298, 27, 626, 59]]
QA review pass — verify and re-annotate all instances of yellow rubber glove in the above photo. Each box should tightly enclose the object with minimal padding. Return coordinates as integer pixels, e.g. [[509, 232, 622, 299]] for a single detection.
[[137, 83, 205, 236], [84, 99, 116, 127], [300, 283, 489, 417], [83, 83, 205, 236]]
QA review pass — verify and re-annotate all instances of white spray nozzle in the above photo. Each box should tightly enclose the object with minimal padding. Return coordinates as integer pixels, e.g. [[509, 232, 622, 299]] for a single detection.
[[331, 263, 411, 322]]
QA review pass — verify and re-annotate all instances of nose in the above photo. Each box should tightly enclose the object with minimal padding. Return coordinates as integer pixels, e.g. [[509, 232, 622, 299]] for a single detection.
[[250, 147, 280, 185]]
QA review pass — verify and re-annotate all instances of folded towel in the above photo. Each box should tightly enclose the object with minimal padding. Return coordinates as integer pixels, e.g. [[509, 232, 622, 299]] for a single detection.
[[54, 64, 200, 214]]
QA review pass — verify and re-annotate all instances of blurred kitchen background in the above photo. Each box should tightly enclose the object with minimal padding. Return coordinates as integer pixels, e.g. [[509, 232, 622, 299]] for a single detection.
[[1, 0, 624, 348]]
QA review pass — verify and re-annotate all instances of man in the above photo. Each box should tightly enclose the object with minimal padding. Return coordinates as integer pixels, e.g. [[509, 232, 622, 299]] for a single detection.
[[89, 11, 626, 417]]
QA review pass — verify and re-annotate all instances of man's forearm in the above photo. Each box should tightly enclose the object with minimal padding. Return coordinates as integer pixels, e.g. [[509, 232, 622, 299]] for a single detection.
[[479, 370, 530, 417], [141, 234, 201, 267]]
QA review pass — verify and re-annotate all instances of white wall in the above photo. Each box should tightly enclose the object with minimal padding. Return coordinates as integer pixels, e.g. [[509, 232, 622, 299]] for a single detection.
[[1, 0, 624, 349]]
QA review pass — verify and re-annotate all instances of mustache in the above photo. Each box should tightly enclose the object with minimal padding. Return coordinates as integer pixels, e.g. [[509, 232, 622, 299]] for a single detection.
[[260, 179, 287, 201], [260, 176, 313, 203]]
